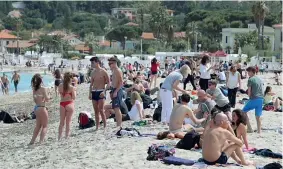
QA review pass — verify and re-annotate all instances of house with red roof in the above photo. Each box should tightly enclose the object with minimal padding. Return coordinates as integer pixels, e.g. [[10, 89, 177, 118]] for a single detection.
[[0, 29, 18, 53]]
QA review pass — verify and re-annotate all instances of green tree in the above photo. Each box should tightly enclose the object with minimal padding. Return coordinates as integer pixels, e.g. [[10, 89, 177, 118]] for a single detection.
[[252, 1, 269, 50], [171, 40, 187, 52], [84, 33, 99, 55], [106, 25, 142, 50], [230, 21, 243, 28]]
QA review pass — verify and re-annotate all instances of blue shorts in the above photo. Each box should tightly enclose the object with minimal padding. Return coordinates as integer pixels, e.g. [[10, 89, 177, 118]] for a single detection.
[[91, 90, 105, 101], [110, 88, 124, 109], [242, 98, 264, 117]]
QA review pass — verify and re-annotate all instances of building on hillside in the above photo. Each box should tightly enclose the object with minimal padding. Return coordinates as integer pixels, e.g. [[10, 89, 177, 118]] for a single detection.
[[7, 10, 22, 18], [174, 32, 186, 39], [166, 9, 174, 16], [272, 24, 282, 52], [111, 8, 137, 21], [0, 30, 18, 53], [48, 30, 67, 37], [141, 32, 156, 40], [74, 44, 90, 54], [6, 40, 37, 54], [62, 35, 83, 46], [221, 24, 275, 54]]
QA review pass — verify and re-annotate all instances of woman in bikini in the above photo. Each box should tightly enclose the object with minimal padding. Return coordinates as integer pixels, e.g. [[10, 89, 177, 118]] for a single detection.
[[231, 109, 249, 149], [54, 69, 62, 97], [58, 72, 76, 140], [29, 74, 50, 145]]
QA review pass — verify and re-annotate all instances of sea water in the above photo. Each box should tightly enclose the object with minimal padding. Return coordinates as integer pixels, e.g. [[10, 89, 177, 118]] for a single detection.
[[0, 72, 53, 95]]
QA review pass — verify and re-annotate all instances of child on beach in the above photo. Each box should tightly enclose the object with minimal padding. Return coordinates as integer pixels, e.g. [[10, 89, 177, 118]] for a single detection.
[[29, 74, 50, 145]]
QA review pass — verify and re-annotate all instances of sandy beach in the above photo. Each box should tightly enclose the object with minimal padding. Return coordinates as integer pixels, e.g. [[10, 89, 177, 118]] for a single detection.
[[0, 73, 282, 169]]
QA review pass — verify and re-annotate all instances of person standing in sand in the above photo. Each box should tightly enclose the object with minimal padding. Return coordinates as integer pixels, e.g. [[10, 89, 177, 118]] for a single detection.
[[89, 57, 110, 130], [108, 57, 124, 128], [169, 94, 208, 138], [11, 71, 20, 93], [58, 72, 76, 140], [29, 74, 50, 145], [202, 113, 253, 166], [242, 66, 264, 134]]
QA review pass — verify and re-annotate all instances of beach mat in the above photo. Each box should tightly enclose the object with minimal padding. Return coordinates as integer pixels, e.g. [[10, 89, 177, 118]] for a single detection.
[[162, 156, 195, 166]]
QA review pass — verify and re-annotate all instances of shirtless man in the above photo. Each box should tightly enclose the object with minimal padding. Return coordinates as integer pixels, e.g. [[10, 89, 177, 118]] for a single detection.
[[202, 113, 253, 166], [1, 74, 9, 95], [89, 57, 110, 130], [169, 94, 208, 138], [11, 71, 20, 93], [108, 57, 124, 128]]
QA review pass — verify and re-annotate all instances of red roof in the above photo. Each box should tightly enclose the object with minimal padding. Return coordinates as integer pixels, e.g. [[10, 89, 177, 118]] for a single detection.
[[141, 32, 155, 40], [0, 30, 18, 39], [174, 32, 186, 38], [6, 40, 36, 48], [74, 44, 90, 51], [273, 24, 282, 28], [212, 50, 227, 57]]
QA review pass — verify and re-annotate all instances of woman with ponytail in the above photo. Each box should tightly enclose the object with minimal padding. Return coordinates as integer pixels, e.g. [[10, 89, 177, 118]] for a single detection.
[[30, 74, 50, 145], [58, 72, 76, 140]]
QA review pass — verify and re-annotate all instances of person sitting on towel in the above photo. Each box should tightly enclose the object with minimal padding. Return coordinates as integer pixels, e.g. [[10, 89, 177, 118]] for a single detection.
[[121, 91, 145, 121], [202, 113, 253, 166], [169, 94, 208, 139]]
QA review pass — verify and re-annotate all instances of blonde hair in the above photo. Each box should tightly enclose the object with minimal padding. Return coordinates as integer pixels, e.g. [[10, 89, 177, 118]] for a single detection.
[[131, 91, 142, 105], [179, 65, 191, 77]]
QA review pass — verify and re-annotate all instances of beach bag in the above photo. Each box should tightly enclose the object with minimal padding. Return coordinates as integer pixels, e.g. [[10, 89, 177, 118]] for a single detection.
[[153, 103, 162, 122], [78, 112, 95, 129], [146, 144, 175, 161], [176, 130, 201, 150], [263, 104, 275, 111], [116, 127, 141, 137]]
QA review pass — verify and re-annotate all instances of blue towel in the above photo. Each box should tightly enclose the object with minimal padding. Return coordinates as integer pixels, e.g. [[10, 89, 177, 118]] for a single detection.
[[162, 156, 195, 166]]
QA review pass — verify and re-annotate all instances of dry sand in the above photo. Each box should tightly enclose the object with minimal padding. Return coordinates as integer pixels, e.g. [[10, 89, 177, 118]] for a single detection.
[[0, 73, 282, 169]]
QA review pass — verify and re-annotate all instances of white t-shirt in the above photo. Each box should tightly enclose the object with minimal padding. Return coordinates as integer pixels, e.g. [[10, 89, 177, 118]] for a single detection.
[[128, 100, 143, 121], [200, 64, 211, 79], [218, 71, 226, 81]]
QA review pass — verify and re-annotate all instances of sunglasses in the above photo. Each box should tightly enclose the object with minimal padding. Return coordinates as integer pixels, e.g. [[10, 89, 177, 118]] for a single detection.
[[108, 62, 114, 65]]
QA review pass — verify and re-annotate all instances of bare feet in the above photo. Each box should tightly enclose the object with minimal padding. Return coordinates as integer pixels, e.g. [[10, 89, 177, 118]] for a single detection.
[[242, 160, 254, 166]]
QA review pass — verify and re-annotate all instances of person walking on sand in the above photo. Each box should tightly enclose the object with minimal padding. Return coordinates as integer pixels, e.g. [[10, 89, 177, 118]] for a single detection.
[[29, 74, 50, 145], [242, 66, 264, 134], [160, 65, 191, 124], [11, 71, 20, 93], [89, 57, 110, 130], [226, 66, 241, 108], [1, 74, 9, 95], [58, 72, 76, 140], [202, 113, 253, 166], [108, 57, 124, 128]]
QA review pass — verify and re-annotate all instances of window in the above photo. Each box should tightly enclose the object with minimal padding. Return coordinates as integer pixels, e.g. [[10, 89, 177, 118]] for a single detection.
[[225, 36, 228, 43], [6, 41, 9, 45]]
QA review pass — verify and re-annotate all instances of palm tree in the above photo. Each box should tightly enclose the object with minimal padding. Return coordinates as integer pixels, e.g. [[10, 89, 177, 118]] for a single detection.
[[84, 33, 99, 55], [252, 1, 269, 50]]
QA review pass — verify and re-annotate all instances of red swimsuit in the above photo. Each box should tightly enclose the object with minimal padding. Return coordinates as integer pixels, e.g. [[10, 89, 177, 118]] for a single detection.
[[60, 92, 73, 108]]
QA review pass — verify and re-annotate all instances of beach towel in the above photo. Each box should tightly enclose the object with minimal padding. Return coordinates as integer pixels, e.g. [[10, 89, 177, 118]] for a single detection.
[[162, 156, 195, 166], [146, 144, 175, 161], [176, 130, 201, 150], [263, 104, 275, 111], [132, 120, 147, 126], [254, 149, 282, 159]]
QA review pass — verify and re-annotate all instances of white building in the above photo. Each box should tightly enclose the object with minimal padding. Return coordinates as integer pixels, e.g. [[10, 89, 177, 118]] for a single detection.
[[221, 24, 275, 54], [0, 30, 18, 54], [273, 24, 282, 52], [62, 35, 83, 46]]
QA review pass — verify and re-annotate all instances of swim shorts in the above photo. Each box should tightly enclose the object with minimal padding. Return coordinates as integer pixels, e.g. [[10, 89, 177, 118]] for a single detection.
[[110, 88, 124, 109], [242, 97, 264, 116], [203, 152, 228, 165], [92, 90, 105, 101]]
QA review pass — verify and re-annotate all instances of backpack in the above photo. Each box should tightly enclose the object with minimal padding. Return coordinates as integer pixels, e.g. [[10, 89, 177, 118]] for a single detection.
[[176, 130, 201, 150], [153, 103, 162, 122], [78, 112, 95, 129], [116, 127, 141, 137], [146, 144, 175, 161]]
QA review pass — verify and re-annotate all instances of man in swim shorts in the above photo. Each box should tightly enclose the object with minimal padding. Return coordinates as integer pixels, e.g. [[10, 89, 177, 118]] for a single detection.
[[11, 71, 20, 93], [1, 74, 9, 95], [202, 113, 253, 166], [169, 94, 208, 138], [242, 66, 264, 134], [89, 57, 110, 130], [108, 57, 124, 128]]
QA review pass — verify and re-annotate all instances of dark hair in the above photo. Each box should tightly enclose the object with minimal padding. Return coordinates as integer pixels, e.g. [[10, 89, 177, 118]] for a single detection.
[[246, 66, 256, 73], [264, 86, 272, 96], [157, 131, 170, 140], [63, 72, 73, 93], [137, 72, 141, 75], [151, 58, 157, 64], [90, 57, 101, 64], [108, 57, 117, 63], [181, 94, 190, 103], [31, 74, 42, 91], [54, 69, 61, 79], [159, 82, 163, 88], [230, 65, 236, 71], [201, 55, 210, 65], [232, 109, 247, 126]]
